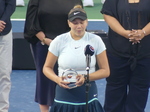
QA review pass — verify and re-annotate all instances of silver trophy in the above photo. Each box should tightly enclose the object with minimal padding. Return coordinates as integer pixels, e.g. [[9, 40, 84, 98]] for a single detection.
[[62, 69, 78, 89]]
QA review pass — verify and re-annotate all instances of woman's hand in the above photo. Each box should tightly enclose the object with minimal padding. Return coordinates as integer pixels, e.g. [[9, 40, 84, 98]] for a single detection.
[[57, 74, 85, 89], [36, 31, 52, 46], [44, 38, 52, 46], [75, 74, 85, 87], [56, 77, 70, 89], [128, 29, 145, 44]]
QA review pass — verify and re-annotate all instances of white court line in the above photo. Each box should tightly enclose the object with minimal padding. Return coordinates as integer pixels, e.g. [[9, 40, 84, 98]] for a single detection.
[[88, 19, 105, 21], [11, 19, 105, 21], [11, 19, 25, 21]]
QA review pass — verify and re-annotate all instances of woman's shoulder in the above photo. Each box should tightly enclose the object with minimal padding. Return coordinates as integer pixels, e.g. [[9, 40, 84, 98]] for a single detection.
[[53, 32, 70, 43], [56, 32, 70, 39], [86, 32, 105, 44], [86, 31, 102, 39]]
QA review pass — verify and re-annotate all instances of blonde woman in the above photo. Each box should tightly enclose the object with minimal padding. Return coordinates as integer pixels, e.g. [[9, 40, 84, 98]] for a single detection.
[[43, 5, 110, 112]]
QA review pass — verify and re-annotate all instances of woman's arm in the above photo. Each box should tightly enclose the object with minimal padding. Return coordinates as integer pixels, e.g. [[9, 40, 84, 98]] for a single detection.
[[43, 52, 58, 82], [24, 0, 42, 44], [103, 14, 132, 39], [89, 50, 110, 81], [36, 31, 52, 46], [43, 51, 70, 88], [126, 22, 150, 43], [142, 22, 150, 36]]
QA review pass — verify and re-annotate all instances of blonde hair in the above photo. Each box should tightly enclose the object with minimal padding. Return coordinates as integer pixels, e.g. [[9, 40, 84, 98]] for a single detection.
[[68, 5, 86, 15]]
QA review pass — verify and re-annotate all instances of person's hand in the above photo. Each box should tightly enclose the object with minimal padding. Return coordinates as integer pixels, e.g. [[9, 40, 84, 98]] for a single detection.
[[0, 20, 6, 32], [35, 32, 52, 46], [75, 74, 85, 87], [122, 30, 133, 39], [44, 38, 52, 46], [128, 29, 145, 44], [56, 76, 70, 89]]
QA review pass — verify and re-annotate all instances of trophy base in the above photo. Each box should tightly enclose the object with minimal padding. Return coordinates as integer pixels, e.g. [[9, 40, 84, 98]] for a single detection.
[[68, 82, 77, 89]]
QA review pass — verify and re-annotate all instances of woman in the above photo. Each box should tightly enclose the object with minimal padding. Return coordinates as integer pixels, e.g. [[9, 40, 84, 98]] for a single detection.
[[101, 0, 150, 112], [43, 5, 110, 112], [24, 0, 83, 112]]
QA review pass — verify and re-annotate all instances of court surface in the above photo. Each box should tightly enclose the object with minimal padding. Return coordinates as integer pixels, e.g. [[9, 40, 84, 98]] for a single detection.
[[10, 69, 150, 112]]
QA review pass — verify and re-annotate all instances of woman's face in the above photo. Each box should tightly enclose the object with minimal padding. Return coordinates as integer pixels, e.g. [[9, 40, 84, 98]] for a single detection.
[[68, 18, 88, 39]]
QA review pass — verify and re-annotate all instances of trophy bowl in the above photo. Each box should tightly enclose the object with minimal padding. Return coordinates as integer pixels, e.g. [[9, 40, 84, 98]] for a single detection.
[[62, 69, 78, 89]]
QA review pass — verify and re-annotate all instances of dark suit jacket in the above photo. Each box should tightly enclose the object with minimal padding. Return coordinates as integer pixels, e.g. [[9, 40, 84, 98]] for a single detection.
[[0, 0, 16, 36]]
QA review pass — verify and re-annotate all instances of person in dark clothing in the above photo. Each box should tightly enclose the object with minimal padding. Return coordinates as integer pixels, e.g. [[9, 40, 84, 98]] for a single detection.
[[101, 0, 150, 112], [0, 0, 16, 111], [24, 0, 83, 112]]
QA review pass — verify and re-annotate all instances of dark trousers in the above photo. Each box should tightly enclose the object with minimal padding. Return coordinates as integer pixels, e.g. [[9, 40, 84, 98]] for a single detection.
[[104, 53, 150, 112]]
